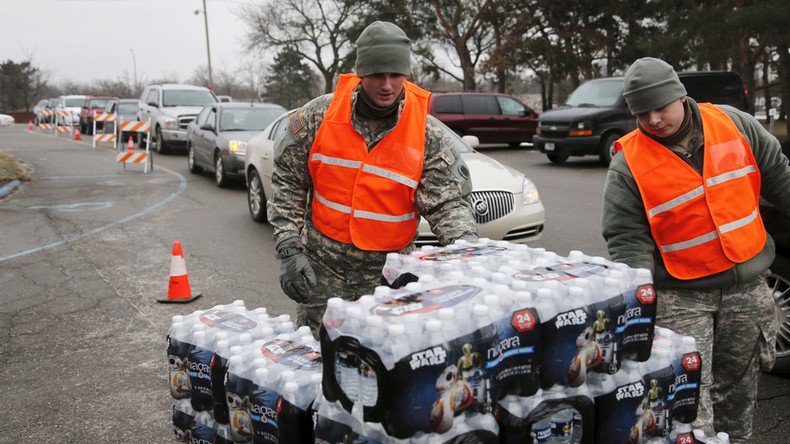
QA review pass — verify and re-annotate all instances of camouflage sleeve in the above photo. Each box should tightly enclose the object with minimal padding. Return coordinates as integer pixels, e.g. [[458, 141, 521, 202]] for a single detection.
[[415, 117, 478, 245], [268, 95, 333, 243]]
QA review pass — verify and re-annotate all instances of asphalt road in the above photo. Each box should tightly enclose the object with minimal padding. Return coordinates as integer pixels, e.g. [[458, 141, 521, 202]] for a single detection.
[[0, 125, 787, 442]]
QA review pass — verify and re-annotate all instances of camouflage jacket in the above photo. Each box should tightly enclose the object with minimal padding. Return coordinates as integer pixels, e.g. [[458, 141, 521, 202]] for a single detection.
[[268, 86, 477, 274]]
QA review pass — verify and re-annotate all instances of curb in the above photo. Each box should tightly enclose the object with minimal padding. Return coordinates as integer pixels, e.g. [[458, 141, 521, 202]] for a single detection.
[[0, 179, 21, 198]]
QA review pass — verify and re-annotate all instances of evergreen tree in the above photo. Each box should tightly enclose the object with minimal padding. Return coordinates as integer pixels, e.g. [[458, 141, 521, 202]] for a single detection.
[[263, 47, 321, 109]]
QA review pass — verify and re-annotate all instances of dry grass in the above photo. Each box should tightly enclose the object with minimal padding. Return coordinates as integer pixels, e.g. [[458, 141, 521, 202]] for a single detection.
[[0, 151, 28, 184]]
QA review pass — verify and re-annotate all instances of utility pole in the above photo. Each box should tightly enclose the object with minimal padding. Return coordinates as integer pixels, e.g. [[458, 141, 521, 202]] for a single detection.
[[195, 0, 213, 89], [129, 49, 138, 94]]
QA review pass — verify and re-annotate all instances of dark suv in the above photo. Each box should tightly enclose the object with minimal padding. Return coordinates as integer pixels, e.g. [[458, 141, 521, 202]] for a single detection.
[[430, 92, 539, 147], [532, 71, 750, 165]]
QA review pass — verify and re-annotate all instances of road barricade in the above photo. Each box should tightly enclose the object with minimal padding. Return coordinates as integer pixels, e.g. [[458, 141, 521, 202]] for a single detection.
[[116, 149, 151, 173], [92, 113, 118, 148], [37, 110, 54, 129], [54, 110, 77, 137], [115, 119, 152, 173]]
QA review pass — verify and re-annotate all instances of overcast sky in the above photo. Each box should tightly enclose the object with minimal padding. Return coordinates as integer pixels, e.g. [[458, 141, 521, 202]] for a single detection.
[[1, 0, 255, 84]]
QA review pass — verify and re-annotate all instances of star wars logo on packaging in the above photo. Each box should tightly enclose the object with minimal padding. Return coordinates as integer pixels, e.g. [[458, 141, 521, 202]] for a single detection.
[[409, 346, 448, 370], [419, 245, 506, 262], [616, 381, 645, 400], [514, 261, 607, 282], [371, 285, 479, 317], [200, 309, 257, 332], [555, 309, 587, 328], [259, 339, 321, 369]]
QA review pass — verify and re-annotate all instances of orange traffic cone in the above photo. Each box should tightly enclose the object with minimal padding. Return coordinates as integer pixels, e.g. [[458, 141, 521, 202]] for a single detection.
[[157, 241, 201, 303], [73, 126, 81, 141], [27, 120, 33, 131], [127, 135, 135, 151]]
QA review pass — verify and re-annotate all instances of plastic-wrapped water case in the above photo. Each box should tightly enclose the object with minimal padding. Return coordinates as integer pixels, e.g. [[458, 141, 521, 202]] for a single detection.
[[320, 279, 541, 439], [381, 239, 656, 373], [313, 396, 500, 443]]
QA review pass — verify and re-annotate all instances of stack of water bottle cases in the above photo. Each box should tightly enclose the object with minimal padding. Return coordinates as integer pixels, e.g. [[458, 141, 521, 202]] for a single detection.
[[167, 239, 704, 443]]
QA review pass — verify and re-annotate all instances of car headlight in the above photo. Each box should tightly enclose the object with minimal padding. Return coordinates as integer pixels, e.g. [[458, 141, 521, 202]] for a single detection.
[[522, 177, 540, 205], [163, 117, 178, 130], [569, 121, 593, 137], [229, 140, 247, 155]]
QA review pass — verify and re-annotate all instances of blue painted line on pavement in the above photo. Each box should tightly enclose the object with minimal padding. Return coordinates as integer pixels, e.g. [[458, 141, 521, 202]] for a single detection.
[[0, 170, 187, 263], [0, 179, 21, 198]]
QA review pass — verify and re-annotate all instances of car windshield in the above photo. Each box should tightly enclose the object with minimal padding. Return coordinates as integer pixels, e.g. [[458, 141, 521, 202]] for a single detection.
[[48, 99, 58, 107], [65, 98, 83, 107], [429, 116, 473, 153], [118, 102, 138, 114], [163, 90, 217, 107], [89, 99, 110, 108], [563, 80, 623, 107], [219, 108, 283, 132]]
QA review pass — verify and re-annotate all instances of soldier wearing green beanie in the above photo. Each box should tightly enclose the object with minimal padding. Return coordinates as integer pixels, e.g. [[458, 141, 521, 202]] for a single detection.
[[603, 57, 790, 440], [268, 21, 478, 336]]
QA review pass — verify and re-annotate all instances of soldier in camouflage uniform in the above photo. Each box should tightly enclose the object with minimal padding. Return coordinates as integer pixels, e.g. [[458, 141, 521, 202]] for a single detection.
[[268, 21, 477, 335], [603, 58, 790, 441]]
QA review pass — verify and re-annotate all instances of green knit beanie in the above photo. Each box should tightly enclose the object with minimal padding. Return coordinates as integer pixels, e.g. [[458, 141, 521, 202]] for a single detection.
[[623, 57, 687, 114], [354, 21, 411, 77]]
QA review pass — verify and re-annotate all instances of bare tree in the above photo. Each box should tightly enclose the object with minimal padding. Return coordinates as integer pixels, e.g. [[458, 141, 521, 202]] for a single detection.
[[242, 0, 366, 93], [419, 0, 494, 91]]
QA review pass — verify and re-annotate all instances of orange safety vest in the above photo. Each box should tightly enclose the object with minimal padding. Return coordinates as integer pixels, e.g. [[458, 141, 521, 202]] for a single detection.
[[308, 73, 430, 251], [618, 103, 766, 280]]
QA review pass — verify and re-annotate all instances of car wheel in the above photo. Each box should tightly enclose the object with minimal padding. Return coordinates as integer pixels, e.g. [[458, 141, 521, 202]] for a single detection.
[[187, 144, 203, 174], [247, 169, 267, 223], [547, 153, 569, 164], [769, 272, 790, 375], [599, 132, 621, 166], [80, 122, 86, 134], [214, 153, 228, 188], [155, 127, 169, 154]]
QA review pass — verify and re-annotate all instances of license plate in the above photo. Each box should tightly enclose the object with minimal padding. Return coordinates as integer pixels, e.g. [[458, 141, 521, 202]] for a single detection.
[[545, 142, 555, 151]]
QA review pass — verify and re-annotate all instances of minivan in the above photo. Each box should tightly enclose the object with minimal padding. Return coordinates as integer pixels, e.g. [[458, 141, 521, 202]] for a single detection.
[[430, 92, 539, 147], [532, 71, 750, 165]]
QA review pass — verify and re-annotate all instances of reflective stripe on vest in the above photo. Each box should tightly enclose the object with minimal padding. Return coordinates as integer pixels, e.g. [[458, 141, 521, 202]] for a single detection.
[[620, 103, 765, 280], [308, 73, 430, 251]]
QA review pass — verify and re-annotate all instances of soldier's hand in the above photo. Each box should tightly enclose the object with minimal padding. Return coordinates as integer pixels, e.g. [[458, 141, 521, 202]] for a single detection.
[[276, 237, 316, 304]]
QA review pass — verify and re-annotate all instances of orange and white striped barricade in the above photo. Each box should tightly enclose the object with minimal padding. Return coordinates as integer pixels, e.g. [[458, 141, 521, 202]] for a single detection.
[[117, 119, 152, 151], [38, 110, 54, 131], [116, 148, 151, 173], [92, 113, 117, 148], [54, 110, 76, 137], [54, 125, 73, 136]]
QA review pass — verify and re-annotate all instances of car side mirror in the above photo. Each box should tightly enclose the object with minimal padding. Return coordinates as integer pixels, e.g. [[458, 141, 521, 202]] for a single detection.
[[462, 135, 480, 148], [200, 123, 215, 131], [147, 101, 157, 107]]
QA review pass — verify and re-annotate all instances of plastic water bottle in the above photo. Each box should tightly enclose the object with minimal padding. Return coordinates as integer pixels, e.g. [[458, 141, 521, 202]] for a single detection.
[[167, 321, 192, 400], [551, 408, 574, 443], [361, 315, 386, 348], [387, 323, 410, 364], [531, 417, 554, 443], [191, 410, 217, 443], [172, 398, 195, 442], [438, 308, 461, 341], [188, 331, 215, 412]]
